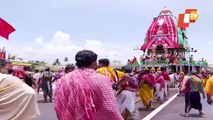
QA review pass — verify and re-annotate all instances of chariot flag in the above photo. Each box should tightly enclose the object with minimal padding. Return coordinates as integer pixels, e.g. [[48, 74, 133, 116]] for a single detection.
[[0, 18, 15, 40]]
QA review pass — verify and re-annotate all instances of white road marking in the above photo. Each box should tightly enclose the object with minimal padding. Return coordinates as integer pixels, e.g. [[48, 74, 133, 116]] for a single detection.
[[142, 93, 178, 120]]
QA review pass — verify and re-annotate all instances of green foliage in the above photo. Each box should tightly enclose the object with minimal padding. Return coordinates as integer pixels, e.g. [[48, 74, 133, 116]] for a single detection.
[[28, 60, 47, 71], [53, 58, 61, 66]]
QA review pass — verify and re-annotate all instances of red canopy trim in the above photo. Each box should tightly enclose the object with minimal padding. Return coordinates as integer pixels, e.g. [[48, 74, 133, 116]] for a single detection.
[[141, 35, 179, 50], [142, 13, 179, 51]]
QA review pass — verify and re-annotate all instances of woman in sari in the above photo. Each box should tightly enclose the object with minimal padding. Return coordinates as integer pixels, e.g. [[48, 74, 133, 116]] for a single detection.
[[138, 69, 155, 110]]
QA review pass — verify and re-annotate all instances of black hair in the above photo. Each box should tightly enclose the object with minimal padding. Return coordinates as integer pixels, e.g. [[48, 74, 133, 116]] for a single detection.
[[23, 67, 28, 71], [122, 66, 132, 73], [0, 59, 9, 68], [8, 68, 13, 74], [65, 64, 75, 73], [35, 69, 39, 73], [139, 69, 150, 76], [75, 50, 97, 68], [98, 58, 110, 66], [161, 67, 166, 72], [45, 67, 50, 71], [191, 70, 198, 75]]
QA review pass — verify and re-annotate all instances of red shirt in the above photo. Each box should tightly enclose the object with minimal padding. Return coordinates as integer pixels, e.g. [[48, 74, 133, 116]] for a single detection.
[[182, 76, 191, 93], [184, 79, 191, 93], [156, 75, 165, 88], [162, 72, 170, 81]]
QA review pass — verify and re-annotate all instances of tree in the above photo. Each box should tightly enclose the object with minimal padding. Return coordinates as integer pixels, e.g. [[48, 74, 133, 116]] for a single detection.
[[53, 58, 61, 66], [28, 60, 47, 71], [64, 57, 69, 63], [10, 55, 16, 60]]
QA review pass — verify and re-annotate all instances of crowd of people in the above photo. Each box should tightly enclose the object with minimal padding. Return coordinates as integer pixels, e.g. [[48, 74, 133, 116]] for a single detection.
[[53, 50, 177, 120], [173, 70, 213, 117], [1, 50, 213, 120], [8, 63, 76, 103], [140, 52, 199, 65], [0, 59, 40, 120]]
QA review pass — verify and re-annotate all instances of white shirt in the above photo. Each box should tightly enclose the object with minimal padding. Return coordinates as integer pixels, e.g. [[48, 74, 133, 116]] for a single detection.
[[33, 73, 41, 81]]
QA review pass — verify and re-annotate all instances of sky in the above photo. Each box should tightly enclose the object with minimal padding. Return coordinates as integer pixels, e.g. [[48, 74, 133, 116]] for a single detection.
[[0, 0, 212, 65]]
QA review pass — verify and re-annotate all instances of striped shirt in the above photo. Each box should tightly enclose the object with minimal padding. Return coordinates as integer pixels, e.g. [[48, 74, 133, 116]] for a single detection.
[[189, 75, 204, 92], [54, 68, 123, 120]]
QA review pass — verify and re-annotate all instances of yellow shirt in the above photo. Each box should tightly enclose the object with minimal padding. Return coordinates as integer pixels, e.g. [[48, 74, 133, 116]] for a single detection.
[[205, 76, 213, 95], [97, 67, 125, 82], [202, 78, 208, 87]]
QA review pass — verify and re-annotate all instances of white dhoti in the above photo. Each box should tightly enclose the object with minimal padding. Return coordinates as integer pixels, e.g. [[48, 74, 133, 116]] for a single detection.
[[0, 74, 40, 120], [116, 90, 135, 113], [164, 80, 168, 96], [155, 83, 164, 101]]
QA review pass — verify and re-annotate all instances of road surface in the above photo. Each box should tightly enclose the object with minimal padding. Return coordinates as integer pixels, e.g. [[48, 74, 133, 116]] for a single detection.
[[33, 89, 213, 120], [151, 95, 213, 120]]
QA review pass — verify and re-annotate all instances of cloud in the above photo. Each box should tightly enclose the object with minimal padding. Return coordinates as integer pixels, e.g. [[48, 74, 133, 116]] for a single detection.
[[16, 31, 122, 65], [23, 47, 33, 53], [19, 31, 82, 63], [35, 37, 44, 44], [84, 39, 119, 59]]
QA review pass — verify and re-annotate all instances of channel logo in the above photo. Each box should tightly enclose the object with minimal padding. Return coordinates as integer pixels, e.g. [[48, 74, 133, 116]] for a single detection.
[[178, 9, 199, 28]]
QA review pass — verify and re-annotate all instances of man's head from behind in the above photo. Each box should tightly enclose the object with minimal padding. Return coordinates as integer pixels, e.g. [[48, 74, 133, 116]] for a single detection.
[[75, 50, 98, 69], [191, 70, 198, 76], [0, 59, 9, 74], [45, 67, 50, 72], [161, 67, 166, 72], [122, 66, 132, 74], [65, 64, 75, 73], [35, 69, 39, 73], [98, 58, 110, 68]]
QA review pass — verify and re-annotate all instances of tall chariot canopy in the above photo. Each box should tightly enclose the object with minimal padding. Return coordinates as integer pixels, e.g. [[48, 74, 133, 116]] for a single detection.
[[141, 7, 189, 51]]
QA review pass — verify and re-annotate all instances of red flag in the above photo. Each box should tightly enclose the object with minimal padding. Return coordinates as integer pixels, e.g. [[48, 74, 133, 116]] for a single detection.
[[0, 18, 15, 40], [1, 49, 6, 59], [129, 57, 137, 65], [133, 56, 137, 61], [130, 59, 134, 64]]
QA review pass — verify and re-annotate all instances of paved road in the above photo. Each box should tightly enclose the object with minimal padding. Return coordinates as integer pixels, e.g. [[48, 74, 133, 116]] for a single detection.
[[34, 91, 213, 120], [33, 102, 57, 120], [33, 93, 57, 120], [33, 88, 178, 120], [133, 88, 178, 120], [151, 95, 213, 120]]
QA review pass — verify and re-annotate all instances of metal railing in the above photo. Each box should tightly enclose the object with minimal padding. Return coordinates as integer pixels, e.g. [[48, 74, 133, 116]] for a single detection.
[[139, 60, 208, 66]]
